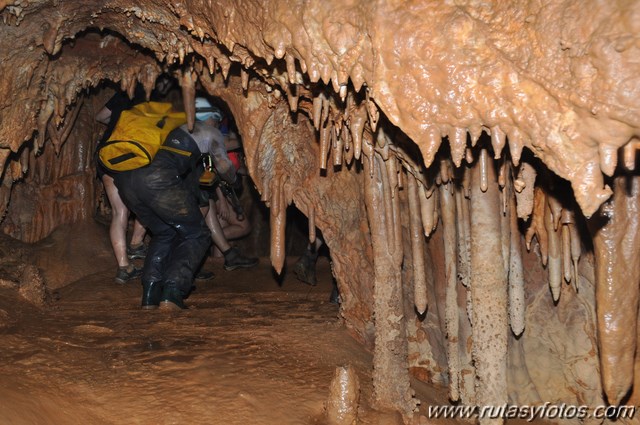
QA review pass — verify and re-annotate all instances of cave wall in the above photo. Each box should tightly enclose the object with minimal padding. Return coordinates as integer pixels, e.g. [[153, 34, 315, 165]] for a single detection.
[[1, 1, 640, 423]]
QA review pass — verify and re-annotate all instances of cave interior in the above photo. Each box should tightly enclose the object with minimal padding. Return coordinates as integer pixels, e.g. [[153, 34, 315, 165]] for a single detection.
[[1, 0, 640, 424]]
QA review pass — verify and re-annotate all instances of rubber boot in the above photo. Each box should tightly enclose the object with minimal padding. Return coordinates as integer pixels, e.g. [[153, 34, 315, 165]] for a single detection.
[[141, 281, 163, 310], [159, 284, 186, 310]]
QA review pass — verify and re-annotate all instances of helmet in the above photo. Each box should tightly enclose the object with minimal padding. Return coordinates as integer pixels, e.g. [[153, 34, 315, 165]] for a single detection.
[[195, 97, 223, 121]]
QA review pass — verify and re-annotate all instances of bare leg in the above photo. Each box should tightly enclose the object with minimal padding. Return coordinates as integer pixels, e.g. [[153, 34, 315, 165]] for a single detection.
[[130, 218, 146, 247], [218, 196, 252, 240], [102, 174, 131, 269], [203, 200, 231, 253]]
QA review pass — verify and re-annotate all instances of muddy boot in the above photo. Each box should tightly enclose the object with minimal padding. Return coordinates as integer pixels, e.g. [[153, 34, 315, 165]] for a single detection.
[[114, 265, 142, 284], [127, 243, 147, 260], [293, 249, 318, 286], [159, 284, 186, 310], [223, 247, 259, 271], [195, 270, 215, 281], [141, 281, 163, 310]]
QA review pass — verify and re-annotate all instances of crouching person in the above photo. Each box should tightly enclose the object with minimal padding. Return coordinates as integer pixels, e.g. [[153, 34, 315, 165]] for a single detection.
[[114, 105, 228, 310]]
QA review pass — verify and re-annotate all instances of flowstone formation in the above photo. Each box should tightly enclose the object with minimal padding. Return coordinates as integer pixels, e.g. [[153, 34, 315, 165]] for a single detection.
[[1, 1, 639, 423]]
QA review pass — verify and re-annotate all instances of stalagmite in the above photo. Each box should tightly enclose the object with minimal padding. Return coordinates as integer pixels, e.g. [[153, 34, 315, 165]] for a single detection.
[[439, 182, 460, 402], [325, 366, 360, 425], [590, 176, 640, 405], [470, 154, 508, 425], [407, 173, 427, 314], [545, 198, 562, 302]]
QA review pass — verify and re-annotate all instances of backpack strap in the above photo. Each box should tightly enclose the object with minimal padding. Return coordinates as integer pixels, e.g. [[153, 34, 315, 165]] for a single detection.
[[158, 145, 192, 156]]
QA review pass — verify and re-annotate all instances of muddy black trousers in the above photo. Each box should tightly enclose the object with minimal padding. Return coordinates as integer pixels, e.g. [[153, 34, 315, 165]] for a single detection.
[[114, 164, 212, 296]]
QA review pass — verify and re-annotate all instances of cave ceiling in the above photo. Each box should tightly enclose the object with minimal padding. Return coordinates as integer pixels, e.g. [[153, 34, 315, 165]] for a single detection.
[[0, 0, 638, 216]]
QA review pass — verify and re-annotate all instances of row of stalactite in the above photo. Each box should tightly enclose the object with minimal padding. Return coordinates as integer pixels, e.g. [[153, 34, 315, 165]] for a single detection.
[[258, 84, 640, 422]]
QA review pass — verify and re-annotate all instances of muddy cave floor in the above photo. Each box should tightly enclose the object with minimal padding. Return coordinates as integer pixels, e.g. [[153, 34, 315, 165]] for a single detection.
[[0, 220, 477, 425]]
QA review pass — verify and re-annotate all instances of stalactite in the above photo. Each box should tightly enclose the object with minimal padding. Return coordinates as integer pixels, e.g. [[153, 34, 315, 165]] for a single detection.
[[599, 143, 618, 177], [450, 127, 467, 167], [525, 188, 548, 266], [407, 173, 427, 314], [349, 105, 367, 161], [313, 94, 323, 130], [507, 129, 523, 166], [589, 175, 640, 405], [270, 174, 286, 274], [545, 197, 562, 302], [363, 149, 415, 416], [418, 183, 435, 237], [380, 154, 396, 256], [308, 205, 316, 244], [365, 95, 379, 132], [418, 127, 442, 168], [319, 123, 331, 170], [514, 162, 536, 220], [286, 83, 299, 113], [469, 154, 508, 425], [439, 182, 460, 402], [455, 182, 471, 288], [507, 171, 525, 336], [479, 148, 489, 193], [334, 127, 343, 166], [240, 68, 249, 91], [180, 68, 197, 132], [491, 126, 506, 159]]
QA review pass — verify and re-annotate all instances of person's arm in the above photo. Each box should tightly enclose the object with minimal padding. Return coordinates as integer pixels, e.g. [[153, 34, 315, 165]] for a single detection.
[[209, 130, 237, 184], [95, 106, 112, 124], [215, 186, 231, 221]]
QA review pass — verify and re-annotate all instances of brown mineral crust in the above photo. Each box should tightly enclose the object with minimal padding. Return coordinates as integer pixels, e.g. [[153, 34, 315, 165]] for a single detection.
[[0, 0, 639, 420], [208, 79, 375, 343], [469, 153, 508, 424], [589, 176, 640, 405]]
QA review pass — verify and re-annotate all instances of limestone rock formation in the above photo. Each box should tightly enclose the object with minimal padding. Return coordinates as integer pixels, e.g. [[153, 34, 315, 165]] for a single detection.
[[1, 1, 639, 423]]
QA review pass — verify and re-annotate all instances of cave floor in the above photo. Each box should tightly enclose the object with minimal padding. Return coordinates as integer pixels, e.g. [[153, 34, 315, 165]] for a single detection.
[[0, 220, 463, 425]]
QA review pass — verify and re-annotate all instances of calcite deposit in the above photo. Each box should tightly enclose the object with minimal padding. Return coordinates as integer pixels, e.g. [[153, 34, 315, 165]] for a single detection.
[[1, 0, 639, 423]]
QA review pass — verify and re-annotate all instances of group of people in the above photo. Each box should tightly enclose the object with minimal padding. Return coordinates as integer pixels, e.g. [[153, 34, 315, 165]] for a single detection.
[[96, 79, 257, 310]]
